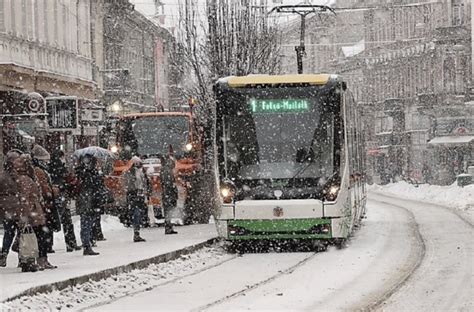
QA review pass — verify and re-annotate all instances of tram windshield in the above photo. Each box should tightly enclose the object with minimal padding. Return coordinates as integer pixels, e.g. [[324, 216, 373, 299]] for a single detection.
[[221, 89, 336, 181], [117, 116, 189, 158]]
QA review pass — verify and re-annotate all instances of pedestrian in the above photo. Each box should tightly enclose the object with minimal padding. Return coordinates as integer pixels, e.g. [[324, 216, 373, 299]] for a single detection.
[[31, 144, 61, 255], [92, 160, 108, 243], [75, 154, 101, 256], [13, 154, 56, 271], [49, 150, 81, 252], [160, 145, 178, 235], [0, 150, 23, 267], [124, 156, 148, 242]]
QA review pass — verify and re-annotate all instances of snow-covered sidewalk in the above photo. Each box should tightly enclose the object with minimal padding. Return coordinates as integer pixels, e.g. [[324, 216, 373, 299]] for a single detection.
[[0, 215, 217, 302], [369, 182, 474, 222]]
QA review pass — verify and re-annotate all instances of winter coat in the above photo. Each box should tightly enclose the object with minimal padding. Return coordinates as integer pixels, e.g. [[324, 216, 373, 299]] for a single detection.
[[160, 157, 178, 209], [49, 157, 68, 187], [33, 165, 62, 232], [75, 165, 102, 216], [124, 166, 151, 195], [0, 171, 21, 222], [12, 156, 46, 227]]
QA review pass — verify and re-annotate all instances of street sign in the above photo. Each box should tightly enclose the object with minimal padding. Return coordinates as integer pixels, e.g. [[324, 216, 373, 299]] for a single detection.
[[46, 97, 79, 130]]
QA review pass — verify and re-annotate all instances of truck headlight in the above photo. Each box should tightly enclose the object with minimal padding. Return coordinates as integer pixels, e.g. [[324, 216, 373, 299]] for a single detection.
[[110, 145, 119, 153]]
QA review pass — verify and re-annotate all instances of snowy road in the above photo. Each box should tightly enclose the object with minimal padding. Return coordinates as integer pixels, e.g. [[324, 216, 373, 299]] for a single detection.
[[83, 192, 474, 311]]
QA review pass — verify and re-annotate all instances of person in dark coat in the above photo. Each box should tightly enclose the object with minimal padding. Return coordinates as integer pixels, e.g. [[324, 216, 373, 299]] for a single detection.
[[124, 156, 149, 242], [0, 150, 23, 267], [160, 145, 178, 235], [75, 154, 101, 256], [49, 150, 81, 252], [31, 144, 61, 257], [92, 159, 108, 244]]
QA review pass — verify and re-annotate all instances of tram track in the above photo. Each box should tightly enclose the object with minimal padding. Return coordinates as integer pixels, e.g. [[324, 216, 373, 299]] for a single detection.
[[371, 191, 474, 228], [193, 252, 318, 312], [367, 193, 473, 312], [359, 197, 426, 312], [80, 252, 240, 312]]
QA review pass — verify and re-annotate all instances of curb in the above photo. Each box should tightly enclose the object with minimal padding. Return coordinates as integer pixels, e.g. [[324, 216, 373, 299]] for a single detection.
[[3, 237, 219, 303]]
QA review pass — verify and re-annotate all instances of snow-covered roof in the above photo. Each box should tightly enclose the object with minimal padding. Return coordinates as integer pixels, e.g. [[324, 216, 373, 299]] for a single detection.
[[428, 135, 474, 145], [341, 39, 365, 58]]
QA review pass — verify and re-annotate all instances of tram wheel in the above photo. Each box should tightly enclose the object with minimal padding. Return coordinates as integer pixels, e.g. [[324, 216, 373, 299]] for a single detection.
[[310, 240, 328, 252], [333, 238, 347, 249]]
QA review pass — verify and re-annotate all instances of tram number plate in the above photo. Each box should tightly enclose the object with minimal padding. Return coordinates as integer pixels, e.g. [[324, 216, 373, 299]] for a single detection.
[[273, 206, 284, 217]]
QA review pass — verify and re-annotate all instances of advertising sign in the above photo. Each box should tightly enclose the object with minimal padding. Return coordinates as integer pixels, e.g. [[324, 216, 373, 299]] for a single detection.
[[46, 97, 79, 130]]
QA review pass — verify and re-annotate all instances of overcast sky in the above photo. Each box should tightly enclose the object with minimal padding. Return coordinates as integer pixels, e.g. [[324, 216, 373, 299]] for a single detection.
[[130, 0, 336, 30]]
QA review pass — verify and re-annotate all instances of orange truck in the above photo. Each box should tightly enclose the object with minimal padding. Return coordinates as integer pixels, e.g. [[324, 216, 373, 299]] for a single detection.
[[104, 111, 211, 225]]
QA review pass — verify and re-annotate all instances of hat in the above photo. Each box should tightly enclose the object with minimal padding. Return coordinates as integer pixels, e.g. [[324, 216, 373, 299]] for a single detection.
[[31, 144, 50, 161], [131, 156, 142, 164]]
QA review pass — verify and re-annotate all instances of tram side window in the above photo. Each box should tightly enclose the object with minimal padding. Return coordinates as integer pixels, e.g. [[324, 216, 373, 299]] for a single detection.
[[346, 94, 359, 184]]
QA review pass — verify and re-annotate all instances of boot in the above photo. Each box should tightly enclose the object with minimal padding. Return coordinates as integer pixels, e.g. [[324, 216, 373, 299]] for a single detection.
[[0, 252, 7, 267], [133, 232, 146, 242], [20, 259, 39, 272], [83, 247, 100, 256], [38, 257, 57, 270], [66, 245, 82, 252], [165, 222, 178, 235]]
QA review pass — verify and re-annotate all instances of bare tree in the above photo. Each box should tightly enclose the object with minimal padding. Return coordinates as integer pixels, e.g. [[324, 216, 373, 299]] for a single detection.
[[207, 0, 281, 78], [173, 0, 281, 116]]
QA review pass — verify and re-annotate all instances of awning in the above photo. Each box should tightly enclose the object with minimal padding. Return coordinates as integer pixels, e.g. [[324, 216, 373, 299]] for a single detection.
[[428, 135, 474, 145]]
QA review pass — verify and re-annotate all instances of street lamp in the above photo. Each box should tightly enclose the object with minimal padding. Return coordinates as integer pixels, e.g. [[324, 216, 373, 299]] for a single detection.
[[111, 101, 122, 112]]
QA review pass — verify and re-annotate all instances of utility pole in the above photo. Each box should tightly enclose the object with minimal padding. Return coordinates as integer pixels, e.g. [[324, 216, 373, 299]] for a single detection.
[[269, 5, 336, 74]]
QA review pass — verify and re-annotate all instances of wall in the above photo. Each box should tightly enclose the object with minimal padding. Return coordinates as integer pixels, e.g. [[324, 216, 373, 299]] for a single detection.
[[0, 0, 93, 84]]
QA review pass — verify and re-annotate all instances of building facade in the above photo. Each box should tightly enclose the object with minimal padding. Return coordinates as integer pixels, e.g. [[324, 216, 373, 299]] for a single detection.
[[0, 0, 178, 160], [280, 0, 472, 185], [0, 0, 99, 160], [102, 0, 173, 115]]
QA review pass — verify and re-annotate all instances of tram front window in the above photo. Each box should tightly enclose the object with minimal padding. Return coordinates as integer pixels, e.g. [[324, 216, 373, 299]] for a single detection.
[[223, 97, 335, 181]]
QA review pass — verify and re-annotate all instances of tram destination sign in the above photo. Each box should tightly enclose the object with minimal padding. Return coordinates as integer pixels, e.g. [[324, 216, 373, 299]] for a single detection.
[[249, 98, 310, 114]]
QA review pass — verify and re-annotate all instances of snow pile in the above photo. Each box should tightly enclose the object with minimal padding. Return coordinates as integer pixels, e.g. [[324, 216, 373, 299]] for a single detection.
[[0, 246, 230, 311], [369, 182, 474, 211]]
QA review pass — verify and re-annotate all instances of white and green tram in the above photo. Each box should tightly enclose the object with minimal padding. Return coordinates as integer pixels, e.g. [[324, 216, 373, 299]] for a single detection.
[[214, 74, 366, 248]]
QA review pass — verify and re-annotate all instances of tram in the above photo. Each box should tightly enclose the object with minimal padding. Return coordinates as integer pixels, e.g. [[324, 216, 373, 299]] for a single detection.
[[214, 74, 366, 248]]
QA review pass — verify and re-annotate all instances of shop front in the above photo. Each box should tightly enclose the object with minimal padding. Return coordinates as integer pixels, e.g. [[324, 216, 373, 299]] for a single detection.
[[428, 135, 474, 185]]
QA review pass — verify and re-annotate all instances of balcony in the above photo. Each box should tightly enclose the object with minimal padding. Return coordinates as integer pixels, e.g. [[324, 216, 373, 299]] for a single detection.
[[0, 33, 93, 83]]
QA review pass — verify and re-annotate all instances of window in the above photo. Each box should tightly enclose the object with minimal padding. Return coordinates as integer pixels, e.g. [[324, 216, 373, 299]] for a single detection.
[[452, 0, 465, 26], [0, 0, 4, 33]]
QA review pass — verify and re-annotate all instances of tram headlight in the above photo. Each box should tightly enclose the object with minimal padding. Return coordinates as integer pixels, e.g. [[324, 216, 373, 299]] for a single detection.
[[220, 180, 236, 204], [329, 186, 339, 196], [323, 185, 340, 202], [185, 143, 193, 152]]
